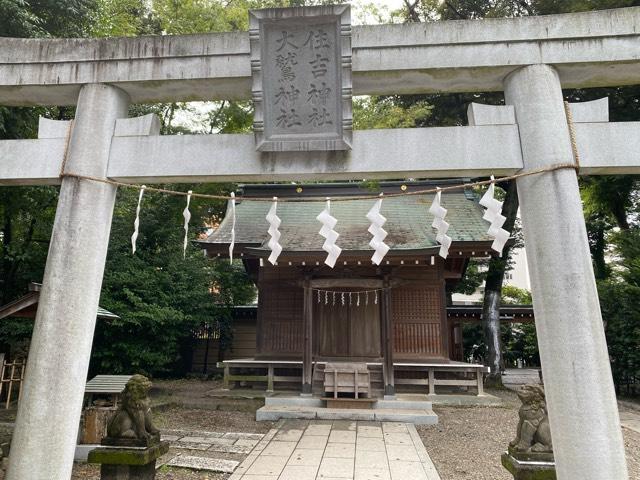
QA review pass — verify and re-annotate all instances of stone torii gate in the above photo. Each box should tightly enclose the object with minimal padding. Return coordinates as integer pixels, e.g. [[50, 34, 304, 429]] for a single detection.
[[0, 6, 639, 480]]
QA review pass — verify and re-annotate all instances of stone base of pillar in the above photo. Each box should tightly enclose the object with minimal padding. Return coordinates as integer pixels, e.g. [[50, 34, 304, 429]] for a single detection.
[[384, 385, 395, 397], [501, 451, 556, 480]]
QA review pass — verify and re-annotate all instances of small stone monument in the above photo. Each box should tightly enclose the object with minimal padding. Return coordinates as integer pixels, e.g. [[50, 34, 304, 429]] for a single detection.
[[502, 384, 556, 480], [88, 375, 169, 480]]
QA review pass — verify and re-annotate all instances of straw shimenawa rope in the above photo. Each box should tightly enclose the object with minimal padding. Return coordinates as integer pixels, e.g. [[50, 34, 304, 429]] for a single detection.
[[57, 104, 582, 202]]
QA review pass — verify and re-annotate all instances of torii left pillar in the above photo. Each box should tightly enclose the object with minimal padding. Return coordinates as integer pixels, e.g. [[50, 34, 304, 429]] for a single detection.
[[7, 84, 129, 480]]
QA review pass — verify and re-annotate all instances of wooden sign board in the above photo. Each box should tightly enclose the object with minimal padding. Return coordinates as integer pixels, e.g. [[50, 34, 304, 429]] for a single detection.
[[249, 5, 352, 152]]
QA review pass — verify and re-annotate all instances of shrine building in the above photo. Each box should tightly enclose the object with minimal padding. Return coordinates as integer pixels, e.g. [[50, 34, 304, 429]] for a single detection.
[[198, 180, 507, 398]]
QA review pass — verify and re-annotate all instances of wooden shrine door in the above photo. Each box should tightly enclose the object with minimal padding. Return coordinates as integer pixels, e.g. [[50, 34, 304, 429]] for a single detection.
[[314, 292, 381, 359]]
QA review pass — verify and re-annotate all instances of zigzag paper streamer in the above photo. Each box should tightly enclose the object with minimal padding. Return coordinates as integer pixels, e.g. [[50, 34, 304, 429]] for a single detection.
[[131, 185, 146, 254], [366, 194, 390, 265], [479, 176, 510, 254], [182, 190, 192, 259], [266, 197, 282, 265], [316, 199, 342, 268], [229, 192, 236, 264], [429, 188, 452, 259]]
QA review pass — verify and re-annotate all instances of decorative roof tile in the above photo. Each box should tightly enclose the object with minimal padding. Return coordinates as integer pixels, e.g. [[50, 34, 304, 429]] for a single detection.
[[200, 182, 492, 254]]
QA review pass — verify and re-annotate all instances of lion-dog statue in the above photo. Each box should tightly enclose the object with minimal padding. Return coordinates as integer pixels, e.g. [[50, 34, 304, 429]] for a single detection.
[[106, 374, 159, 442], [509, 384, 553, 457]]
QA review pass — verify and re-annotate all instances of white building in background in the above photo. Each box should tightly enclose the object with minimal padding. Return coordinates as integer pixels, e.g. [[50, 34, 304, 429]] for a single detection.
[[452, 246, 531, 305]]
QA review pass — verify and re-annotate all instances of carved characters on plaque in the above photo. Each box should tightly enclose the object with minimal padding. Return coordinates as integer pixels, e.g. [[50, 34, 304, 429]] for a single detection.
[[249, 5, 352, 151]]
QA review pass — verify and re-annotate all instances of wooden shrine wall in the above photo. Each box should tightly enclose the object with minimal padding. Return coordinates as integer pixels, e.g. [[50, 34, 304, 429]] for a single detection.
[[257, 267, 305, 357], [391, 265, 447, 360], [255, 262, 448, 360]]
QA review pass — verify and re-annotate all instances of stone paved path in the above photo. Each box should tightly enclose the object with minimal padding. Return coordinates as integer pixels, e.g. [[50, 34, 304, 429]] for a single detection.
[[620, 410, 640, 434], [229, 419, 441, 480]]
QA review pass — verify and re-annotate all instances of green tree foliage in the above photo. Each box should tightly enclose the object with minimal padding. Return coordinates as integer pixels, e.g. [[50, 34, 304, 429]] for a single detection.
[[92, 186, 255, 376], [353, 97, 432, 129], [0, 0, 91, 307]]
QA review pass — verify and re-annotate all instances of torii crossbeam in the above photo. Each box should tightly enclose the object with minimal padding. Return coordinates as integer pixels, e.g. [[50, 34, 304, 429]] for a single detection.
[[0, 7, 638, 480]]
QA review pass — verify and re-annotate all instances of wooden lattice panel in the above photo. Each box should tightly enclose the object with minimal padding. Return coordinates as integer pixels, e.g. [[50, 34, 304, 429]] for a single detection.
[[391, 286, 441, 324], [393, 323, 442, 356], [258, 280, 304, 354]]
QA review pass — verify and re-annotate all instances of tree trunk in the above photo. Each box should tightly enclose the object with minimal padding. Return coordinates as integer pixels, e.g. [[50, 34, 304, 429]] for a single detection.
[[482, 180, 519, 386]]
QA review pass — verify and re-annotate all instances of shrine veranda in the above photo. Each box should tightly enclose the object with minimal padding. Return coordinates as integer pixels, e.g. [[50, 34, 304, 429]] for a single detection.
[[1, 5, 639, 480]]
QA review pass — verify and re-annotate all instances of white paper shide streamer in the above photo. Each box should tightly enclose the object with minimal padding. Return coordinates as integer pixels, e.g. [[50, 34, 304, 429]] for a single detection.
[[229, 192, 236, 264], [480, 176, 510, 254], [317, 199, 342, 268], [182, 190, 192, 259], [429, 189, 452, 259], [367, 194, 389, 265], [266, 197, 282, 265], [131, 185, 146, 254]]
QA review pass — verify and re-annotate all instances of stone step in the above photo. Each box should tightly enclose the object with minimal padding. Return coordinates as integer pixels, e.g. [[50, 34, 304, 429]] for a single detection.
[[256, 405, 438, 425]]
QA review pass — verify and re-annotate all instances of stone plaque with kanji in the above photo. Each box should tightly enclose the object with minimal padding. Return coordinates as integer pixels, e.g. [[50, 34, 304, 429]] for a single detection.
[[249, 5, 352, 152]]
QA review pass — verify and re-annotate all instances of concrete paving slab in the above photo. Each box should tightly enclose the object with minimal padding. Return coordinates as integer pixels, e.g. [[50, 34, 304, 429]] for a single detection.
[[275, 429, 305, 442], [381, 423, 408, 433], [328, 430, 357, 444], [306, 424, 333, 436], [332, 421, 357, 431], [288, 448, 324, 466], [298, 434, 329, 449], [388, 460, 429, 480], [355, 450, 389, 470], [355, 468, 390, 480], [246, 455, 289, 476], [385, 443, 420, 462], [356, 425, 383, 438], [261, 440, 297, 456], [230, 420, 441, 480], [383, 432, 412, 445], [167, 455, 239, 473], [280, 465, 320, 480], [620, 411, 640, 434], [355, 437, 385, 452], [324, 443, 356, 458], [318, 457, 355, 478]]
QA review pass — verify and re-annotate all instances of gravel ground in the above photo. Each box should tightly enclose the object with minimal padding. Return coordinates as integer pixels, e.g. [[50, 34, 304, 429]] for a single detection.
[[153, 407, 274, 434], [417, 389, 640, 480], [0, 380, 637, 479]]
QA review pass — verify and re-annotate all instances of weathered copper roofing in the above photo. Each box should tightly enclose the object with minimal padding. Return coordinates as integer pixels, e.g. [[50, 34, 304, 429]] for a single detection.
[[200, 181, 493, 255]]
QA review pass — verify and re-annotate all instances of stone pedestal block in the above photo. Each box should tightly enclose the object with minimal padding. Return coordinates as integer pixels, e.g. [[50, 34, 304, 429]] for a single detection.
[[502, 451, 556, 480], [88, 440, 169, 480], [100, 463, 156, 480]]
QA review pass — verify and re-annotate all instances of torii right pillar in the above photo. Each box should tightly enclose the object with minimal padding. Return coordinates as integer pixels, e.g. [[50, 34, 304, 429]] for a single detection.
[[504, 64, 628, 479]]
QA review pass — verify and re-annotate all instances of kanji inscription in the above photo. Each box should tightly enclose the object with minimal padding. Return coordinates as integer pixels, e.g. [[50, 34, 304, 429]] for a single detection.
[[249, 5, 352, 151]]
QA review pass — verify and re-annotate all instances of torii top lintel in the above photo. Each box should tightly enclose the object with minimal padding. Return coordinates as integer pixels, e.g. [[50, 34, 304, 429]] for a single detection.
[[0, 7, 639, 106]]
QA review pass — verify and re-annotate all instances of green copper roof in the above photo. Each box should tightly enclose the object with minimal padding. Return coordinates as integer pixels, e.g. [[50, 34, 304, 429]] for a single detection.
[[201, 183, 492, 254]]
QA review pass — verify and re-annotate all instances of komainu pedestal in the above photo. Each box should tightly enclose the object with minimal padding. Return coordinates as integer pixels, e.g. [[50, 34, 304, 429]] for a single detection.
[[88, 375, 169, 480], [502, 385, 556, 480]]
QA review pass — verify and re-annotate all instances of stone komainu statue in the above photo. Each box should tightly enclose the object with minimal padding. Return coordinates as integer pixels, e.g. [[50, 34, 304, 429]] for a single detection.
[[510, 384, 553, 455], [106, 374, 159, 441]]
